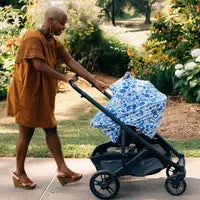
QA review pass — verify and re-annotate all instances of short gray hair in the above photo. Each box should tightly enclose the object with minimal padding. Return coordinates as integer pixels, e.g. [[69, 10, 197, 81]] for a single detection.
[[44, 6, 67, 22]]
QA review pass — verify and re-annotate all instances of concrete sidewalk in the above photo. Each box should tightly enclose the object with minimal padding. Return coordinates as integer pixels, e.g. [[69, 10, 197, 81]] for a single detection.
[[0, 158, 200, 200]]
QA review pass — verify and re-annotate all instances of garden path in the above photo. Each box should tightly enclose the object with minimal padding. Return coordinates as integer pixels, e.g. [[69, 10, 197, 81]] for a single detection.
[[100, 19, 150, 50]]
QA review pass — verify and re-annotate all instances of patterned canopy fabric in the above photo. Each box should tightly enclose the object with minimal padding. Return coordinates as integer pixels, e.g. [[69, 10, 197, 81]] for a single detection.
[[90, 72, 167, 143]]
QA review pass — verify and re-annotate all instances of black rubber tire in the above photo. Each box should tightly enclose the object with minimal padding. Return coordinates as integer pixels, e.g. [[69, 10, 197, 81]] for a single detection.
[[165, 176, 187, 196], [89, 170, 120, 199]]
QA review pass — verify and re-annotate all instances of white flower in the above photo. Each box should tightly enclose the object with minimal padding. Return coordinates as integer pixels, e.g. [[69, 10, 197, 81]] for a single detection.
[[175, 64, 183, 70], [175, 69, 185, 77], [0, 21, 10, 30], [191, 48, 200, 57], [184, 62, 196, 70], [195, 55, 200, 62]]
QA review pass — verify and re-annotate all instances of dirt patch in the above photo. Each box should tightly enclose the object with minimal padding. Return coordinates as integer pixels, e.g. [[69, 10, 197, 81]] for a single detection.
[[159, 97, 200, 139], [59, 73, 200, 140]]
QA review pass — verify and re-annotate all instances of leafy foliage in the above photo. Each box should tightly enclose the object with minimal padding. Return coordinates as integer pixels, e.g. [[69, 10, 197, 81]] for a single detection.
[[127, 0, 200, 95], [96, 33, 132, 77], [0, 0, 132, 97], [96, 0, 125, 19], [127, 47, 176, 94], [0, 5, 25, 97], [0, 0, 25, 9], [60, 0, 103, 71], [29, 0, 131, 75]]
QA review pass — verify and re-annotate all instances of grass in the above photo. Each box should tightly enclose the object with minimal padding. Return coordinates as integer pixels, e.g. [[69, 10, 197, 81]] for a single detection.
[[169, 140, 200, 157], [0, 93, 200, 158], [0, 93, 109, 158]]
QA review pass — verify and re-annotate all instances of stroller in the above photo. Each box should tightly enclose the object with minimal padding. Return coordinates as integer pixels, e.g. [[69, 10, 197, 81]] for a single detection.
[[69, 74, 187, 200]]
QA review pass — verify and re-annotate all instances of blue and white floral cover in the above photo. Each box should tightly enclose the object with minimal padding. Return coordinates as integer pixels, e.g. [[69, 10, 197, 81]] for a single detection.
[[90, 72, 167, 143]]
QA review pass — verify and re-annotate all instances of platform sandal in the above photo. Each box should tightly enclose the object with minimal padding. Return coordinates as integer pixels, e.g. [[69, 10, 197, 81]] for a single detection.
[[57, 170, 82, 186], [12, 172, 36, 189]]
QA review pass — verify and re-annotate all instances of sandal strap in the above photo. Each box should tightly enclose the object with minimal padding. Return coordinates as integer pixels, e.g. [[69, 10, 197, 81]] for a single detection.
[[13, 172, 34, 184], [57, 171, 72, 178], [57, 171, 82, 179]]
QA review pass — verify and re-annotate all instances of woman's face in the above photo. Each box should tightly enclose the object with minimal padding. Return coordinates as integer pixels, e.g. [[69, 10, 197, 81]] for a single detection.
[[51, 15, 67, 36]]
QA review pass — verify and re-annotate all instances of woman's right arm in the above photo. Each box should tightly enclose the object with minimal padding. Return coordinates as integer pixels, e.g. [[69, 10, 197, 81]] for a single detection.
[[32, 58, 72, 82]]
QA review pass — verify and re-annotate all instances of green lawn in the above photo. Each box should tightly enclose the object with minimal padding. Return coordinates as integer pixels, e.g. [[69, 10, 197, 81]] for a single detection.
[[0, 93, 200, 158], [0, 93, 109, 158]]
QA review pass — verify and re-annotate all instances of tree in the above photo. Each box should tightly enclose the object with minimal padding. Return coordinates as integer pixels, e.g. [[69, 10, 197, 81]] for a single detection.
[[127, 0, 162, 24], [111, 0, 116, 26], [97, 0, 126, 26]]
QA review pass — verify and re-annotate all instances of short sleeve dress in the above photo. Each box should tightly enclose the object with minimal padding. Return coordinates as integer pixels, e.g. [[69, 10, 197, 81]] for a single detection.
[[7, 29, 71, 128]]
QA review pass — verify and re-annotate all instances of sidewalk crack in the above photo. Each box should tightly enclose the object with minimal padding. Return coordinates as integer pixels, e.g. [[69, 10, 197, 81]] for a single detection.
[[37, 172, 57, 200]]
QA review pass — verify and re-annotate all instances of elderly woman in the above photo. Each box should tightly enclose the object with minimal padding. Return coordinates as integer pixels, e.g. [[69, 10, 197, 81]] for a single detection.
[[7, 6, 108, 189]]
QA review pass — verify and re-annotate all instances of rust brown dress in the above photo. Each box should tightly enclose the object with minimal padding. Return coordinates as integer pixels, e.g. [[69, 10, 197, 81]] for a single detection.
[[7, 30, 71, 128]]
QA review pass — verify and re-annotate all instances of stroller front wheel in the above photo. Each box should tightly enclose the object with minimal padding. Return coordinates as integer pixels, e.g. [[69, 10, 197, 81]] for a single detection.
[[89, 170, 120, 199], [165, 175, 186, 196]]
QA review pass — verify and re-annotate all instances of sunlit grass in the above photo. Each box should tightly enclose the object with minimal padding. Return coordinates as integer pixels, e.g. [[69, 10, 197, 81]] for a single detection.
[[168, 139, 200, 157], [1, 94, 200, 157], [0, 93, 108, 158]]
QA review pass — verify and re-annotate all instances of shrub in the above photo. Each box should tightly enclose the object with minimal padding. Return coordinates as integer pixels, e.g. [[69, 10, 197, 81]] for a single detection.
[[61, 0, 103, 72], [130, 0, 200, 95], [96, 33, 132, 77], [0, 56, 15, 98], [127, 44, 177, 94], [0, 5, 25, 97], [1, 0, 25, 9], [174, 48, 200, 103]]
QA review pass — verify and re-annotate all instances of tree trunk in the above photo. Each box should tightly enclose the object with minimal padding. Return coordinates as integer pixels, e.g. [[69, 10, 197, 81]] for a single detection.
[[144, 7, 151, 24], [111, 0, 116, 26]]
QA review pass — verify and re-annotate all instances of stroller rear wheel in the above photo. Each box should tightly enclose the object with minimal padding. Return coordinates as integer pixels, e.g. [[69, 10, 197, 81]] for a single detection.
[[90, 170, 120, 199], [165, 175, 186, 196]]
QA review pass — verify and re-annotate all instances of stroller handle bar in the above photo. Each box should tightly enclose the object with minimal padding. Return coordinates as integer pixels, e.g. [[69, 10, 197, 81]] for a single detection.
[[72, 74, 112, 99]]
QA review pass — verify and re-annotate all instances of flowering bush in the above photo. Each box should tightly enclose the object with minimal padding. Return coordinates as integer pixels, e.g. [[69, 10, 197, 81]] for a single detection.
[[60, 0, 103, 72], [0, 5, 26, 97], [142, 9, 185, 94], [127, 45, 177, 95], [135, 0, 200, 96], [0, 56, 15, 97], [175, 48, 200, 103]]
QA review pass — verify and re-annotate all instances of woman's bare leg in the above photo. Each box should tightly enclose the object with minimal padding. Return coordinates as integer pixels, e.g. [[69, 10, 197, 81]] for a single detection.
[[43, 126, 67, 171], [43, 126, 82, 181], [16, 125, 35, 176]]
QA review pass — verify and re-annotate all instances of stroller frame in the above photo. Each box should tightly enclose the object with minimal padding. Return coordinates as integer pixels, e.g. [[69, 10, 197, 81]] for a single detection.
[[69, 78, 186, 199]]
